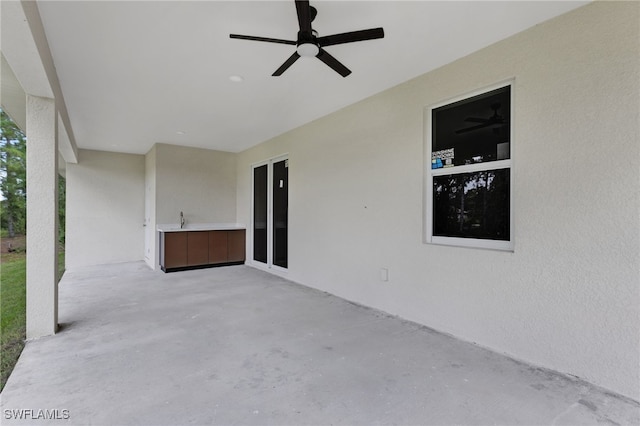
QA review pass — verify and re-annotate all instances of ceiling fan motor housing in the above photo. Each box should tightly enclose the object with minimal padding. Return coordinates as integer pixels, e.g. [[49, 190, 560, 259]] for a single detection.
[[297, 30, 320, 57]]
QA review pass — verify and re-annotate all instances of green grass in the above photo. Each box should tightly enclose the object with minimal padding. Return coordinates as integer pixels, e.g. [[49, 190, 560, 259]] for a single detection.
[[0, 251, 65, 392], [0, 255, 27, 392]]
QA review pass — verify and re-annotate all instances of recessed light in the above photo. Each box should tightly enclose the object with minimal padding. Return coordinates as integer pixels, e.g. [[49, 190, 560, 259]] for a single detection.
[[229, 75, 244, 83], [176, 131, 186, 135]]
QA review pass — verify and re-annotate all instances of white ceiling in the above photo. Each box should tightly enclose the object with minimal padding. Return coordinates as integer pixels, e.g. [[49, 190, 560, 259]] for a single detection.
[[36, 1, 587, 155]]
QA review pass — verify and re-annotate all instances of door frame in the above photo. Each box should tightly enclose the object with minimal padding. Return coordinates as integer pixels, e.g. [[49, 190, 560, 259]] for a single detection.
[[250, 153, 289, 274]]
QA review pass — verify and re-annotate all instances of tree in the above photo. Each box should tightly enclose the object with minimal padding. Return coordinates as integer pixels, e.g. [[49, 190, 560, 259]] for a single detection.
[[58, 175, 66, 245], [0, 110, 27, 237]]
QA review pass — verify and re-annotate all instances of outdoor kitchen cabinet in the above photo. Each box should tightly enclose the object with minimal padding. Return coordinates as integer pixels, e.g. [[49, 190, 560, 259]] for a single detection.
[[162, 232, 188, 270], [160, 228, 246, 272], [187, 231, 209, 266], [227, 230, 246, 262], [209, 229, 246, 264], [209, 230, 228, 264], [207, 228, 246, 265]]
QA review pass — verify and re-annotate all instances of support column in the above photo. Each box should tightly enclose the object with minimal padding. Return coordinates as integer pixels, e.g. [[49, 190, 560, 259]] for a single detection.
[[26, 95, 58, 339]]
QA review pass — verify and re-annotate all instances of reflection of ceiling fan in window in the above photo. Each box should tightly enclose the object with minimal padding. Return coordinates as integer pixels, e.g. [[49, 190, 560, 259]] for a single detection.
[[456, 103, 505, 134]]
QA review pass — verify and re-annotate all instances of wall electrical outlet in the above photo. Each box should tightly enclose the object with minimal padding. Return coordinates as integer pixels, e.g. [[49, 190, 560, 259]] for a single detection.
[[380, 268, 389, 282]]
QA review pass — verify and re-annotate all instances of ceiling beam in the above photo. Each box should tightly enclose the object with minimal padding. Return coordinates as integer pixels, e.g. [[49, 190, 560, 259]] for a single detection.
[[1, 54, 27, 130], [1, 0, 78, 164]]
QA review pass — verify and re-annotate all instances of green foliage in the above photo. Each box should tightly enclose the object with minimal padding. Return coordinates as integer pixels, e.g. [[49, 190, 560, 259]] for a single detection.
[[0, 110, 27, 237], [59, 175, 66, 245], [0, 257, 26, 391], [0, 251, 64, 391]]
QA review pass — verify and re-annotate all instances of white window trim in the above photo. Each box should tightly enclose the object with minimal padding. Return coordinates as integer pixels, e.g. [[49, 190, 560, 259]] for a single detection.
[[424, 80, 515, 252]]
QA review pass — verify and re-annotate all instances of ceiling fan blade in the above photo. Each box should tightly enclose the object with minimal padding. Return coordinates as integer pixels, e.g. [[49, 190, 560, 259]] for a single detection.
[[455, 123, 491, 134], [464, 117, 489, 123], [273, 52, 301, 76], [317, 28, 384, 47], [295, 0, 312, 33], [230, 34, 296, 45], [317, 48, 351, 77]]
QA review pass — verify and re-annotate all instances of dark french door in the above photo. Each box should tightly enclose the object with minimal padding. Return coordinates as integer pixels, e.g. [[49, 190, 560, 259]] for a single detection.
[[253, 164, 268, 264], [253, 157, 288, 269]]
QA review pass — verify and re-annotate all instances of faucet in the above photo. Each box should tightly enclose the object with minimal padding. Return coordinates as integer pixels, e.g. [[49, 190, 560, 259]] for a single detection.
[[180, 211, 185, 229]]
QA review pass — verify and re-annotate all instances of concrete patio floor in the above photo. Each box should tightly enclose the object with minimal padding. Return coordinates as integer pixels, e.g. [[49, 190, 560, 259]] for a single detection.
[[1, 262, 638, 425]]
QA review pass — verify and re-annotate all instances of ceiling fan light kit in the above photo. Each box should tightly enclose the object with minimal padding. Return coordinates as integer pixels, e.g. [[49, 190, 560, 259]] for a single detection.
[[230, 0, 384, 77], [297, 43, 319, 58]]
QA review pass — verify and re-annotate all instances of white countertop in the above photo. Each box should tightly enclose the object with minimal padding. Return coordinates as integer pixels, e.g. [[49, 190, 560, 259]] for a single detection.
[[157, 223, 246, 232]]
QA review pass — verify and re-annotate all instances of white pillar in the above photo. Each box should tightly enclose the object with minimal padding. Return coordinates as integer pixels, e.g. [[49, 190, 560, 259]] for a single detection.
[[26, 95, 59, 339]]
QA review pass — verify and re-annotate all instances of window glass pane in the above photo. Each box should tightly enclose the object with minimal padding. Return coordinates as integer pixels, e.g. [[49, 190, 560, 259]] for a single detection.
[[432, 86, 510, 168], [433, 168, 510, 241]]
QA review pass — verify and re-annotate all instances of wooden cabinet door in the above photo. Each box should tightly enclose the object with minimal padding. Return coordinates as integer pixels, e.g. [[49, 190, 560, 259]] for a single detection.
[[227, 230, 246, 262], [164, 232, 188, 269], [187, 231, 209, 266], [209, 231, 228, 264]]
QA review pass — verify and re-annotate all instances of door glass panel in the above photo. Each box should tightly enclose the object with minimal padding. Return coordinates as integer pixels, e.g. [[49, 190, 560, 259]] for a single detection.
[[272, 159, 288, 268], [253, 165, 268, 263]]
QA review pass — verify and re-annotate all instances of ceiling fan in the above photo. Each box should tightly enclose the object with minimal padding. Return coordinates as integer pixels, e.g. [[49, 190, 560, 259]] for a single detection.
[[230, 0, 384, 77], [456, 103, 505, 134]]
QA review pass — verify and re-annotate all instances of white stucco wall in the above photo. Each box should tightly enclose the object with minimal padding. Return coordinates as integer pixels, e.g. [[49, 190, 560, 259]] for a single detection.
[[236, 2, 640, 400], [144, 145, 157, 269], [25, 95, 59, 339], [66, 149, 145, 269], [154, 143, 237, 225]]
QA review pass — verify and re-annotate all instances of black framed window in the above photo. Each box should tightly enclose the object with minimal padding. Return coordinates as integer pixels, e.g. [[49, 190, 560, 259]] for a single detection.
[[426, 83, 513, 250]]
